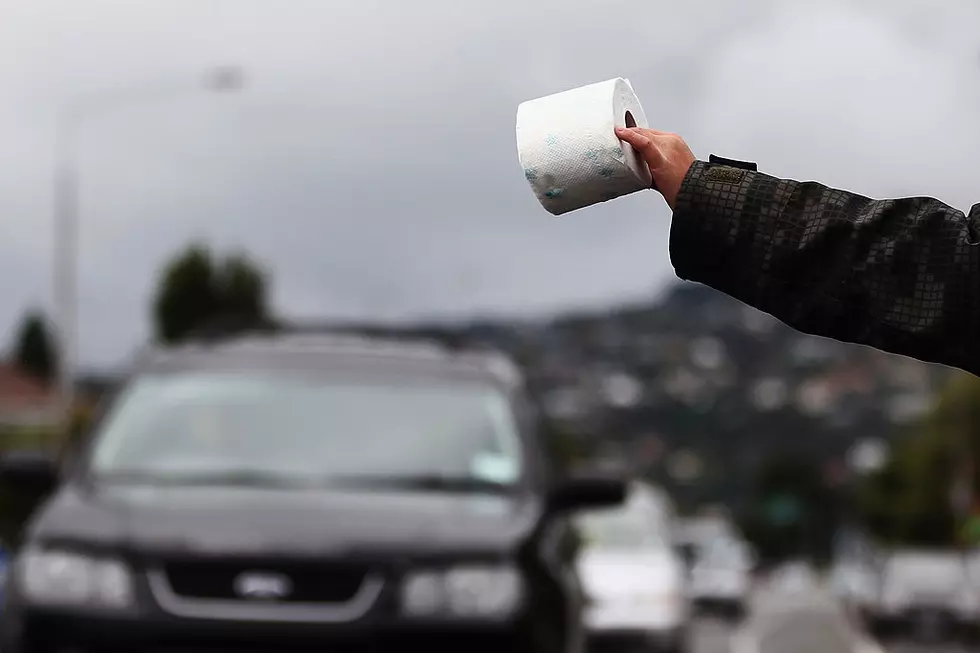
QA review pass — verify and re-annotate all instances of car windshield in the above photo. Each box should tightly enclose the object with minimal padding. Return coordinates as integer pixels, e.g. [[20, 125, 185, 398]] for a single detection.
[[674, 542, 700, 566], [702, 538, 748, 567], [578, 507, 666, 549], [88, 372, 524, 490]]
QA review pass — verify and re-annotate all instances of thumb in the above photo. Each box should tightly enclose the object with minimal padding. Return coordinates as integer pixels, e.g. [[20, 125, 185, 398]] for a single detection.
[[614, 126, 666, 170]]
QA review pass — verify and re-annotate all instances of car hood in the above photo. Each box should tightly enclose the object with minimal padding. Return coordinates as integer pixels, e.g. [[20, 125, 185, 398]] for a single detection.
[[30, 483, 541, 559]]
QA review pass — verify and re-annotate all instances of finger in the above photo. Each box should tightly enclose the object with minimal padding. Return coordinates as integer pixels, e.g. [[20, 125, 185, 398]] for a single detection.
[[614, 127, 665, 167], [619, 126, 671, 137], [614, 126, 652, 150], [638, 127, 672, 137]]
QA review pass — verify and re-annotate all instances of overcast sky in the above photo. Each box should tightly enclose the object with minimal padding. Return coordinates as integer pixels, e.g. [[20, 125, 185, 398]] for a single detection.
[[2, 0, 980, 368]]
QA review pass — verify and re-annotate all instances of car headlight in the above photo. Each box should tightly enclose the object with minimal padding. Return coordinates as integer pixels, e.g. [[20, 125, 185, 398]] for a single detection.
[[15, 549, 134, 609], [401, 565, 524, 619]]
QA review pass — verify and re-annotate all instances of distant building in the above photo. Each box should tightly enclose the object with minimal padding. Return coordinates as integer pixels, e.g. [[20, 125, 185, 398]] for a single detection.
[[542, 386, 591, 421], [599, 372, 642, 409], [847, 438, 889, 475], [795, 378, 836, 416], [668, 449, 703, 483], [689, 337, 727, 372], [750, 378, 789, 412], [884, 392, 932, 424]]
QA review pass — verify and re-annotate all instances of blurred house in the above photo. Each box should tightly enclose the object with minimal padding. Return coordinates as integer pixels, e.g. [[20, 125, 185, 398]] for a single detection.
[[0, 363, 58, 428]]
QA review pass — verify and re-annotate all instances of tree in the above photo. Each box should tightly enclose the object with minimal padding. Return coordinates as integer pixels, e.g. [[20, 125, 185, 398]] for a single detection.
[[151, 244, 274, 344], [215, 253, 272, 327], [855, 371, 980, 546], [12, 310, 56, 384], [152, 244, 218, 344], [740, 454, 841, 564]]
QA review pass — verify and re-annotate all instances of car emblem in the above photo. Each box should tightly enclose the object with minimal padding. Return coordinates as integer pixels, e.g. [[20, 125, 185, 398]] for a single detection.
[[233, 572, 292, 600]]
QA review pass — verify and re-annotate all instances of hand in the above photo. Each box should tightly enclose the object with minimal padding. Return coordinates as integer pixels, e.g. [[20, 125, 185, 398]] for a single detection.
[[615, 127, 696, 210]]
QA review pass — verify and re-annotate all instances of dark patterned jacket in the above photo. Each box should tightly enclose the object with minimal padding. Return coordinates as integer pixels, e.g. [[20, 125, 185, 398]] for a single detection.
[[670, 156, 980, 376]]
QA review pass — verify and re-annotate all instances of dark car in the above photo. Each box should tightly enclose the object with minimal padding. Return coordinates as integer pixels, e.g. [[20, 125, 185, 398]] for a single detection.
[[0, 331, 626, 653], [0, 540, 8, 608]]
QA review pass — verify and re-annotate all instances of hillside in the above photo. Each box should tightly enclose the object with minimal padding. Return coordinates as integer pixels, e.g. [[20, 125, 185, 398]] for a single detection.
[[364, 282, 950, 513]]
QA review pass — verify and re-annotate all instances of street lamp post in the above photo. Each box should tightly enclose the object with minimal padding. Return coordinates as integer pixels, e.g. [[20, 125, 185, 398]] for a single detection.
[[52, 67, 244, 438], [53, 112, 79, 442]]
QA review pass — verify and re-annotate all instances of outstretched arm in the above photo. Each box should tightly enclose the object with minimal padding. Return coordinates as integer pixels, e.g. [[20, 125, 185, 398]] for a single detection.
[[615, 126, 980, 376]]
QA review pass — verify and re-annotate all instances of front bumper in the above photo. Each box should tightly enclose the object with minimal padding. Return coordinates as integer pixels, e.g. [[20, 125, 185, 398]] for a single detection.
[[587, 627, 688, 653], [5, 606, 536, 653], [690, 584, 747, 617], [585, 598, 687, 641]]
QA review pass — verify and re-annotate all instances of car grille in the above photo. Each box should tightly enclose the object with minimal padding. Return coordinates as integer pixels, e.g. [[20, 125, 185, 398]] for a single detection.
[[162, 560, 373, 603]]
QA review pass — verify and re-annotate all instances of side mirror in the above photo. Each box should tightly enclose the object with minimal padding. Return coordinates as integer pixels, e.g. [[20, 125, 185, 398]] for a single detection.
[[0, 450, 60, 495], [546, 473, 627, 514]]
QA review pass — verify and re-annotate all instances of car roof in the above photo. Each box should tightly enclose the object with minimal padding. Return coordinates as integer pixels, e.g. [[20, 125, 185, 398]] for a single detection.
[[130, 329, 524, 389]]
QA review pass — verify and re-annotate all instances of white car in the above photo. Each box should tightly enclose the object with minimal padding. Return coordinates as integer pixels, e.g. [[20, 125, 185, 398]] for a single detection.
[[577, 498, 690, 653], [688, 537, 751, 620], [830, 557, 881, 615], [673, 517, 734, 574], [864, 550, 980, 642]]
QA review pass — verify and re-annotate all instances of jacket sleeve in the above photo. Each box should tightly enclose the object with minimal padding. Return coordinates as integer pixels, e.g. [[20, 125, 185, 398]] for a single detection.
[[669, 158, 980, 376]]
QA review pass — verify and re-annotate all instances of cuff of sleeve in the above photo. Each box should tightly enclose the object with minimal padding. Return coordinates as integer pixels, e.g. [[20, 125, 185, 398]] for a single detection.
[[668, 158, 763, 288]]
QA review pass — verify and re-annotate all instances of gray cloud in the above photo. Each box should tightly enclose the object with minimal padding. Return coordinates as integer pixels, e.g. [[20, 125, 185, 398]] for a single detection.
[[1, 0, 978, 367]]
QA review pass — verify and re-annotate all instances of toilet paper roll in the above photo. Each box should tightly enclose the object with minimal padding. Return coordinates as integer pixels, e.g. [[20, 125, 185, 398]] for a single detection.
[[516, 77, 653, 216]]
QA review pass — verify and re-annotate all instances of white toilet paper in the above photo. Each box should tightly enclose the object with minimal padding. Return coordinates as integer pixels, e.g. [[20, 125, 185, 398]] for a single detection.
[[516, 77, 653, 216]]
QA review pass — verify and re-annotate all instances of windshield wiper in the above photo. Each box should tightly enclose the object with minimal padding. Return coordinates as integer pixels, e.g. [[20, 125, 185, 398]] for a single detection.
[[325, 474, 516, 494], [97, 470, 516, 493]]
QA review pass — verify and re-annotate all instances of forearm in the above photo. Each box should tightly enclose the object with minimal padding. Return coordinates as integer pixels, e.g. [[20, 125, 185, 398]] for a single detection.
[[669, 159, 980, 375]]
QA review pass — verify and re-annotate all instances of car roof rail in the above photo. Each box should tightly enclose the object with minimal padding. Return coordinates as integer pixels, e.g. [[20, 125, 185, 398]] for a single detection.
[[180, 314, 280, 343], [155, 319, 523, 383], [173, 319, 464, 353]]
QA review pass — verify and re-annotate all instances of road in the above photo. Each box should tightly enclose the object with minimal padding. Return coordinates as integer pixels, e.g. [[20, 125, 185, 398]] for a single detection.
[[686, 568, 883, 653], [885, 643, 976, 653], [669, 566, 980, 653]]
